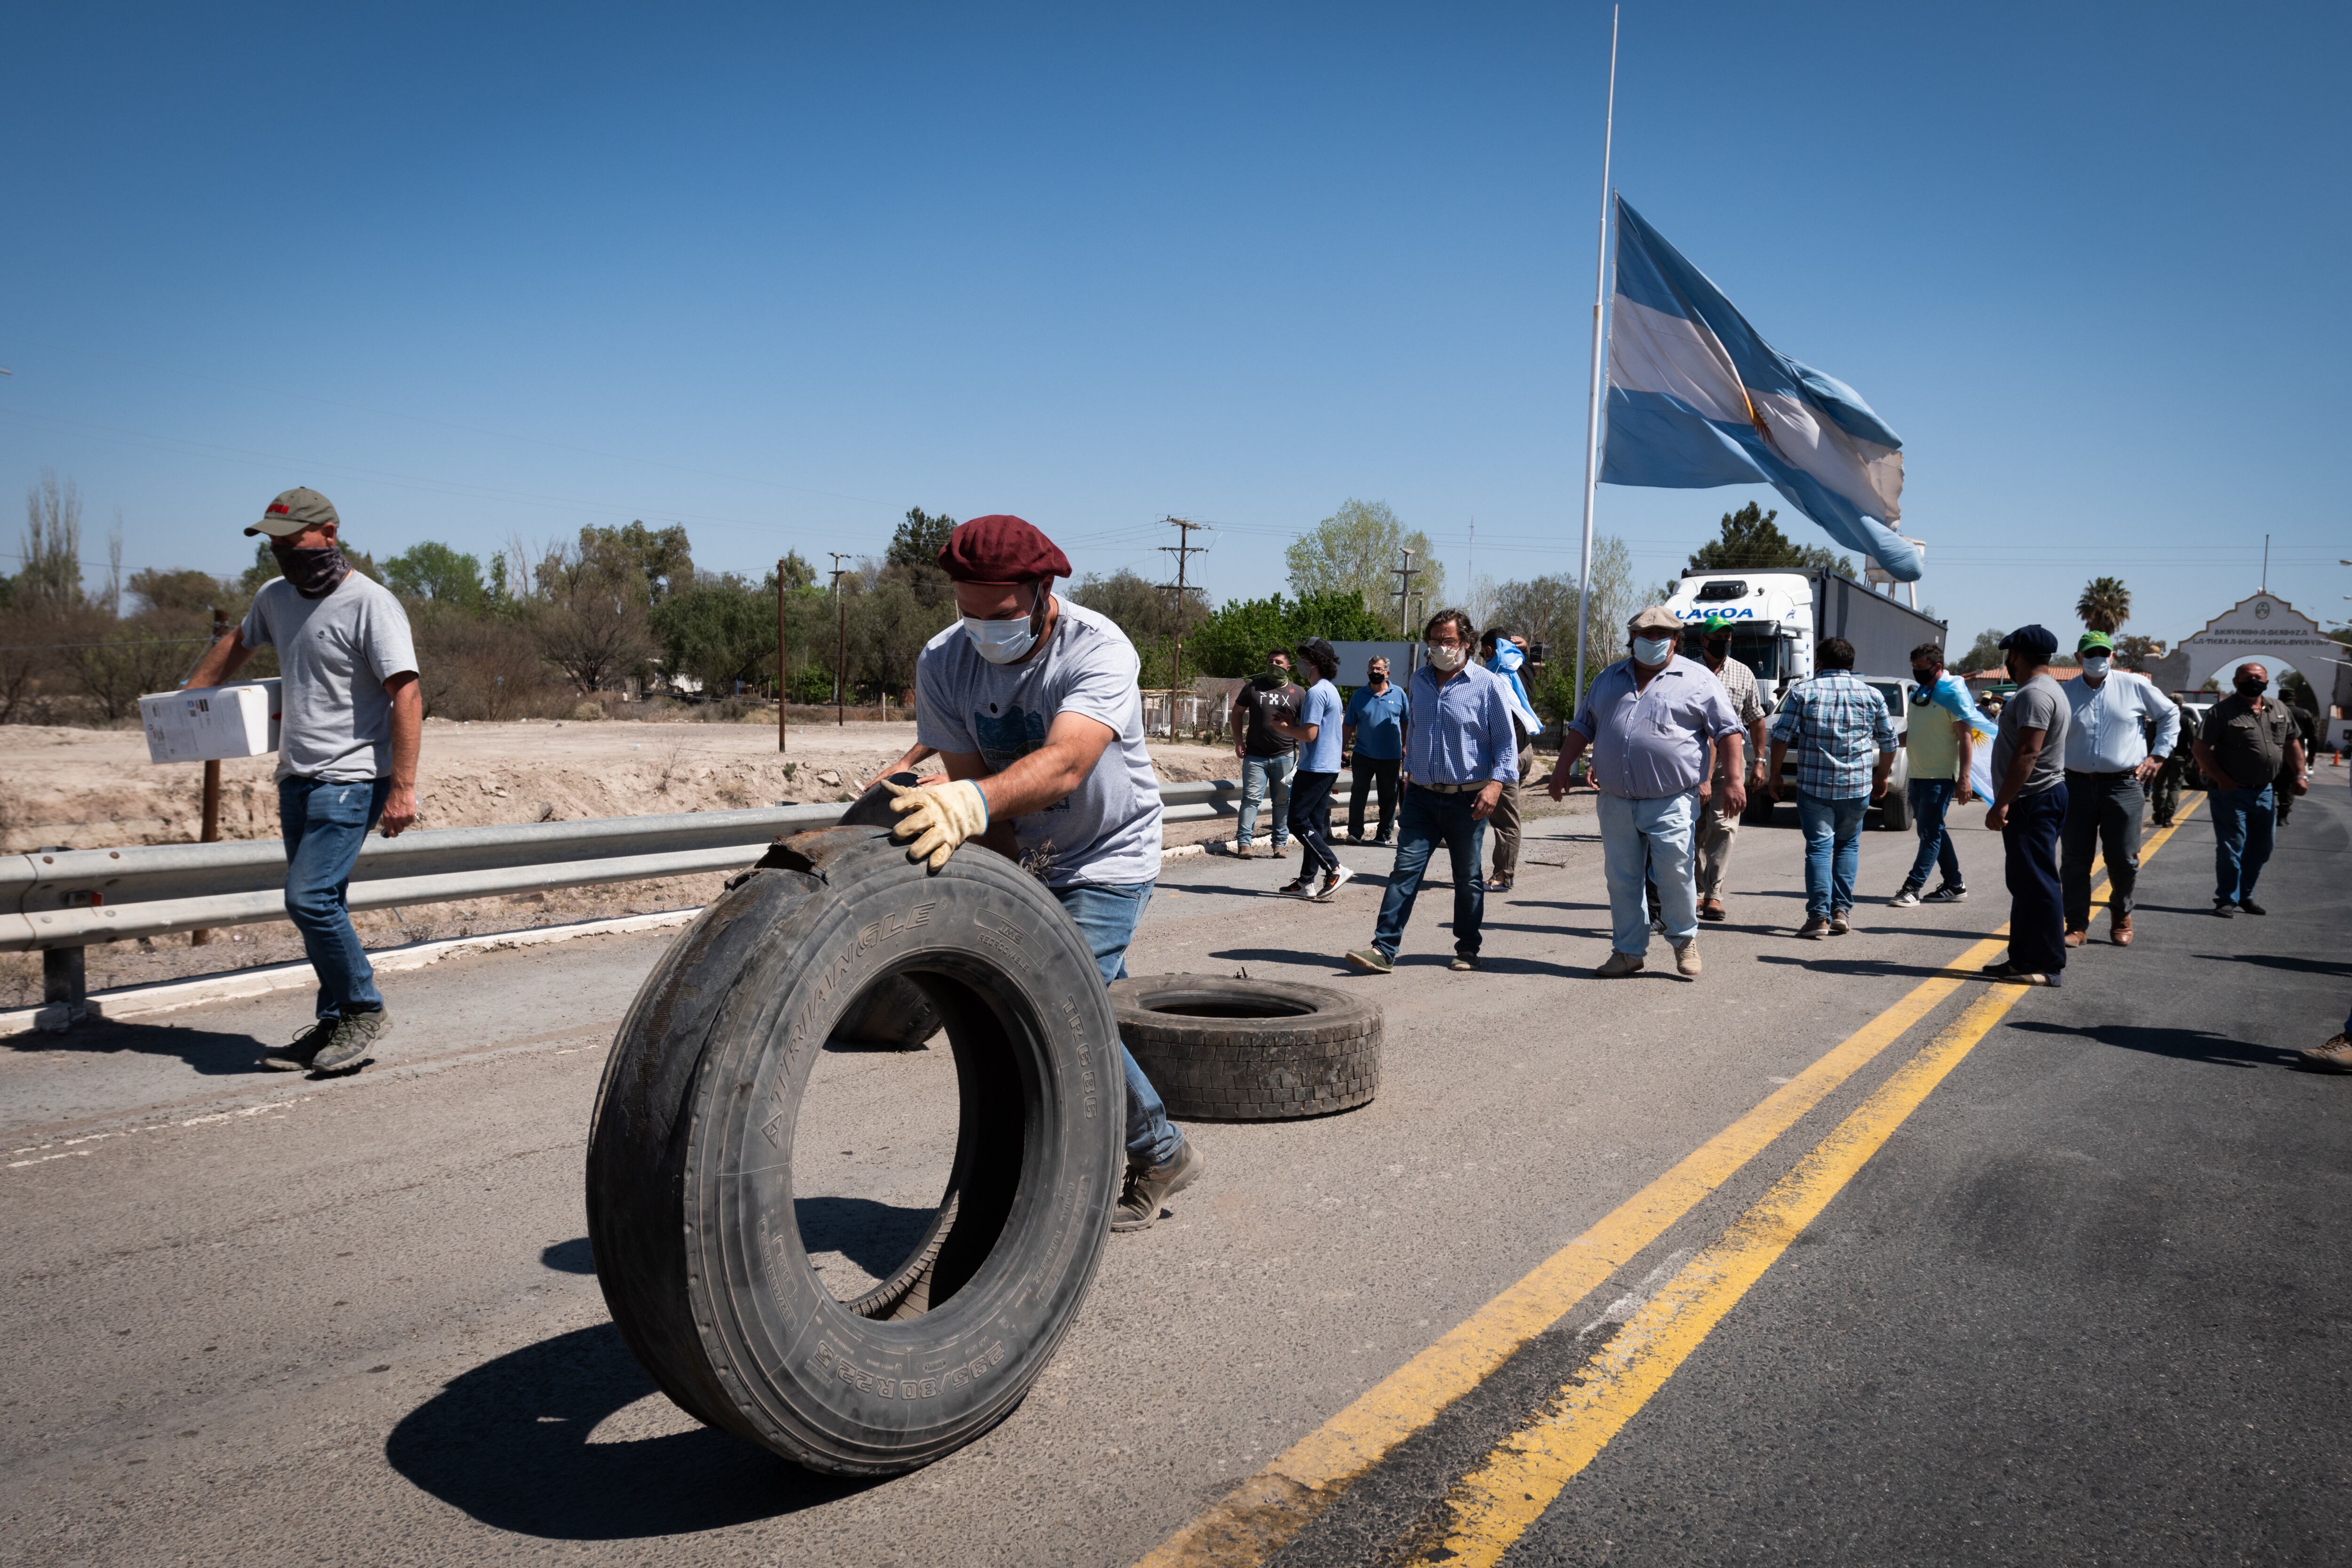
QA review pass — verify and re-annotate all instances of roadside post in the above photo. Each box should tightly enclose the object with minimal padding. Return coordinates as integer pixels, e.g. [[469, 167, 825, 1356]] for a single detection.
[[192, 607, 228, 947], [775, 559, 788, 756]]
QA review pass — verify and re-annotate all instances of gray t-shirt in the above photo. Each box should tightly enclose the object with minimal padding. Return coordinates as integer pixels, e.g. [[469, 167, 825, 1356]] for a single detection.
[[1991, 671, 2069, 797], [914, 599, 1163, 888], [239, 571, 418, 783]]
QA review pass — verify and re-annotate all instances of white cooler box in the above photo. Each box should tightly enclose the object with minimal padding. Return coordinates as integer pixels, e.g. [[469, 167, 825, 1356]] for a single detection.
[[139, 679, 282, 764]]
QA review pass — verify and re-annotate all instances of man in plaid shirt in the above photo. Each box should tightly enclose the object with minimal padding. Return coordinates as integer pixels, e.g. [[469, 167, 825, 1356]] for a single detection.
[[1767, 637, 1896, 938]]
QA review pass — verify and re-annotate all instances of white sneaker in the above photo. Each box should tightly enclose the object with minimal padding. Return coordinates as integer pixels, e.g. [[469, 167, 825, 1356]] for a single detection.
[[1313, 865, 1356, 902], [1889, 888, 1921, 908]]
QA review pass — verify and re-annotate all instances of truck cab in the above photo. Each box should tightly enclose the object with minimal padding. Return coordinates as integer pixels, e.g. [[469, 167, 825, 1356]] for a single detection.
[[1666, 572, 1815, 693]]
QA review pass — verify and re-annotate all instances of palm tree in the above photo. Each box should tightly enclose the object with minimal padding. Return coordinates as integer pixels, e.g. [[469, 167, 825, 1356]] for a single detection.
[[2075, 576, 2130, 633]]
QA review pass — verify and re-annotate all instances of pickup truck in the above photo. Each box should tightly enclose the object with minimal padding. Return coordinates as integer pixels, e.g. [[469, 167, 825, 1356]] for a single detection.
[[1745, 674, 1915, 831]]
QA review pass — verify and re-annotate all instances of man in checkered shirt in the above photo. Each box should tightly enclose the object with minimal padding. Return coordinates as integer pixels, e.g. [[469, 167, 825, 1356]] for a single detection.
[[1767, 637, 1897, 938]]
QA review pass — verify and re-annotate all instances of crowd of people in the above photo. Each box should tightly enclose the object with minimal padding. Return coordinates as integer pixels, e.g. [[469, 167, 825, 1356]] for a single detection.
[[191, 498, 2345, 1234]]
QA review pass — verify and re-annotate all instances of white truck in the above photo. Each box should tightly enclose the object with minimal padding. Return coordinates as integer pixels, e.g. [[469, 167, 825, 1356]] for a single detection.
[[1663, 567, 1949, 832]]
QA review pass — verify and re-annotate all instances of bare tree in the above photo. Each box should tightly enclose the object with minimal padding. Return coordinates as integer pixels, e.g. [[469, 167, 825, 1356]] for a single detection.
[[19, 469, 85, 613], [531, 535, 655, 692]]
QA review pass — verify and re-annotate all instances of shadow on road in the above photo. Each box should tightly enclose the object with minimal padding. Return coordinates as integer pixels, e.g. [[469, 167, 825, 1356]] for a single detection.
[[1209, 946, 1358, 972], [385, 1322, 870, 1538], [0, 1017, 274, 1075], [2007, 1019, 2315, 1071], [2196, 952, 2352, 980], [541, 1238, 596, 1274], [1755, 953, 1965, 980], [797, 1194, 938, 1276]]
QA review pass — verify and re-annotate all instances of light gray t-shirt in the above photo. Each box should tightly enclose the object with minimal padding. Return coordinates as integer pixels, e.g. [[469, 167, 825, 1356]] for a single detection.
[[239, 571, 418, 783], [1991, 671, 2069, 797], [915, 599, 1163, 889]]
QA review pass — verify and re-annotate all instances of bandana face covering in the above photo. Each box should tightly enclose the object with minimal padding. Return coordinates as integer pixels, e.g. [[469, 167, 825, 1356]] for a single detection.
[[271, 541, 350, 599]]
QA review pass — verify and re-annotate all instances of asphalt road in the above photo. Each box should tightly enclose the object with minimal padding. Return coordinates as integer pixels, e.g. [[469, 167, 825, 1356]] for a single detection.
[[4, 781, 2346, 1566]]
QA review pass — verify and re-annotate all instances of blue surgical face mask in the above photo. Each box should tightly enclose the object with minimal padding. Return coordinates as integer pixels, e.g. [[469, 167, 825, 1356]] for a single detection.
[[1632, 635, 1675, 667], [961, 588, 1042, 664]]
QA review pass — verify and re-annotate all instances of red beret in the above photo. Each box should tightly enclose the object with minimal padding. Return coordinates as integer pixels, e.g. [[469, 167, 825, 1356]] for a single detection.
[[937, 514, 1071, 584]]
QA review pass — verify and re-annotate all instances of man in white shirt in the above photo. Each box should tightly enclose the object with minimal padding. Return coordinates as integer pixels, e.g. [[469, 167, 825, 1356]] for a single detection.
[[2059, 629, 2180, 947]]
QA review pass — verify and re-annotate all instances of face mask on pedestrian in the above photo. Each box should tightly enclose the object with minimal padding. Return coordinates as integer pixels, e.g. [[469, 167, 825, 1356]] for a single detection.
[[270, 539, 350, 599], [2235, 676, 2266, 698], [2080, 654, 2111, 679], [1704, 637, 1731, 664], [1631, 635, 1675, 667], [1425, 642, 1468, 674], [961, 586, 1042, 665]]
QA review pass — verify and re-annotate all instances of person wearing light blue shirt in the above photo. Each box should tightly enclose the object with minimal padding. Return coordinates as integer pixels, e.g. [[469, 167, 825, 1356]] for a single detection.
[[1264, 638, 1350, 900], [2058, 629, 2180, 946], [1343, 658, 1408, 844], [1345, 611, 1520, 974]]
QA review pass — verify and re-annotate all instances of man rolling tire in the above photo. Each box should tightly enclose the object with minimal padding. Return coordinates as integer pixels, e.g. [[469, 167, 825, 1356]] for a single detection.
[[892, 514, 1205, 1233]]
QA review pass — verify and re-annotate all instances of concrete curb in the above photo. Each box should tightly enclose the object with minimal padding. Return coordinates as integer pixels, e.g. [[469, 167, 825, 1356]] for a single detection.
[[3, 833, 1239, 1036], [0, 910, 699, 1038]]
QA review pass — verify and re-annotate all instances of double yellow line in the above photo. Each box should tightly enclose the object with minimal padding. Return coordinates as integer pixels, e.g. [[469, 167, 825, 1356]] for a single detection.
[[1137, 801, 2199, 1568]]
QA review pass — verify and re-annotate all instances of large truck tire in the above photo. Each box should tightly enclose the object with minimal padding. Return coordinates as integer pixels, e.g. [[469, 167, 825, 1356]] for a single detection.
[[1878, 787, 1911, 831], [1110, 974, 1380, 1120], [585, 822, 1123, 1477]]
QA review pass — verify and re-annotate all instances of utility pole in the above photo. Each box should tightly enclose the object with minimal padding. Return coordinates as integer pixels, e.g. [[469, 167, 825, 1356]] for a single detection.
[[1392, 546, 1421, 663], [829, 553, 852, 726], [1158, 517, 1209, 736], [191, 605, 228, 947], [774, 558, 789, 755]]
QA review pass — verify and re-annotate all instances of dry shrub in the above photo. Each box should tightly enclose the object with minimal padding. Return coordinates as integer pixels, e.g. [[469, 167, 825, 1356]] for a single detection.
[[412, 606, 572, 721]]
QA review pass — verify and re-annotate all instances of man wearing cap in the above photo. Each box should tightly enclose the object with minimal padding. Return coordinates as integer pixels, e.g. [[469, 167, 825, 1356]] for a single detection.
[[1686, 613, 1768, 922], [2058, 629, 2180, 947], [183, 488, 420, 1073], [1980, 625, 2072, 985], [1544, 605, 1745, 979], [2191, 661, 2307, 917], [1343, 609, 1519, 974], [888, 515, 1203, 1231], [1765, 637, 1896, 940]]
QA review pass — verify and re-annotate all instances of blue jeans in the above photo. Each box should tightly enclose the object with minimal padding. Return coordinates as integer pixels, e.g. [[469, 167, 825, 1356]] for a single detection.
[[1796, 791, 1869, 920], [2002, 785, 2069, 973], [1599, 790, 1698, 955], [278, 776, 391, 1020], [1902, 778, 1964, 893], [2209, 785, 2275, 904], [1051, 881, 1183, 1169], [1237, 753, 1295, 849], [1370, 787, 1487, 959]]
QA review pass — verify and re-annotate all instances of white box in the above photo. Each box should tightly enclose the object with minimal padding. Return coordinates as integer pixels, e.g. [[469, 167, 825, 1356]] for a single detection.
[[139, 679, 282, 764]]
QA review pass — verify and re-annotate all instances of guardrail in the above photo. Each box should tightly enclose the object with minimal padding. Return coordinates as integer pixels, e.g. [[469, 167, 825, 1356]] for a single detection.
[[3, 778, 1252, 959]]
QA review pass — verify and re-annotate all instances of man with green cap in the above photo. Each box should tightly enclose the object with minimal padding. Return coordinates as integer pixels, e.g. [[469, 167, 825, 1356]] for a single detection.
[[184, 487, 420, 1074], [2059, 629, 2178, 947], [1684, 613, 1768, 921]]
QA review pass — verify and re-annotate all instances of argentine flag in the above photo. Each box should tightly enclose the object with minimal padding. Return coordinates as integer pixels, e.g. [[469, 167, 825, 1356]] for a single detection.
[[1600, 197, 1918, 581]]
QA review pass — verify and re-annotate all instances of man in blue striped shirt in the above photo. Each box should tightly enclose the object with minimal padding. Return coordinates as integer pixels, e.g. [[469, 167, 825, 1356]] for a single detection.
[[1767, 637, 1896, 939]]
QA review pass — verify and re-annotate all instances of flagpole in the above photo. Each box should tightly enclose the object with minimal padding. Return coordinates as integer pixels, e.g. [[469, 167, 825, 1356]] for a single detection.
[[1573, 5, 1619, 711]]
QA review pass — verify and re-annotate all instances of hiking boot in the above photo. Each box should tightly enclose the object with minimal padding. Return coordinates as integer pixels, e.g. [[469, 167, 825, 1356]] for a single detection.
[[1344, 948, 1393, 974], [308, 1007, 391, 1075], [1593, 950, 1644, 978], [1828, 910, 1851, 935], [262, 1018, 336, 1073], [1698, 898, 1727, 922], [2111, 911, 2134, 946], [1314, 865, 1356, 902], [1923, 884, 1967, 904], [1112, 1138, 1206, 1232], [2301, 1034, 2352, 1073], [2064, 927, 2087, 948], [1448, 952, 1479, 971], [2238, 898, 2267, 916], [1672, 939, 1701, 978], [1798, 916, 1830, 939], [1889, 887, 1921, 908]]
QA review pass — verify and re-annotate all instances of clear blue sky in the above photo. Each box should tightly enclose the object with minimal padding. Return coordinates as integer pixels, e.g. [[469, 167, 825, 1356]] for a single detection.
[[5, 2, 2347, 680]]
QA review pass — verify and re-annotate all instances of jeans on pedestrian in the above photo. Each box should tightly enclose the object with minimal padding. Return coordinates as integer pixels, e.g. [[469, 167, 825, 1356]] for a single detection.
[[1237, 752, 1294, 849], [2209, 784, 2275, 904], [1370, 787, 1486, 960], [1051, 880, 1182, 1168], [2060, 770, 2145, 928], [278, 776, 391, 1020], [1348, 756, 1399, 842], [1902, 778, 1965, 894], [2002, 785, 2069, 973], [1597, 789, 1699, 955], [1796, 791, 1868, 920], [1287, 770, 1340, 877]]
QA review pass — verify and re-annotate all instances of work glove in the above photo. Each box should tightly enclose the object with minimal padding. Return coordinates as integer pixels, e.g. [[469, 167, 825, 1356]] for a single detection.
[[886, 778, 990, 871]]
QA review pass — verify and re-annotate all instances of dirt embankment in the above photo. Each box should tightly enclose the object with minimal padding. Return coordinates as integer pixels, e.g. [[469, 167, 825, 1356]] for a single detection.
[[0, 718, 1248, 1008]]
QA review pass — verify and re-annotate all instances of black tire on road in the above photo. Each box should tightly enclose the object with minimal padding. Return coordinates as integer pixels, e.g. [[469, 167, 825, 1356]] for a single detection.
[[585, 824, 1123, 1477], [1879, 787, 1912, 831], [1110, 974, 1381, 1121]]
